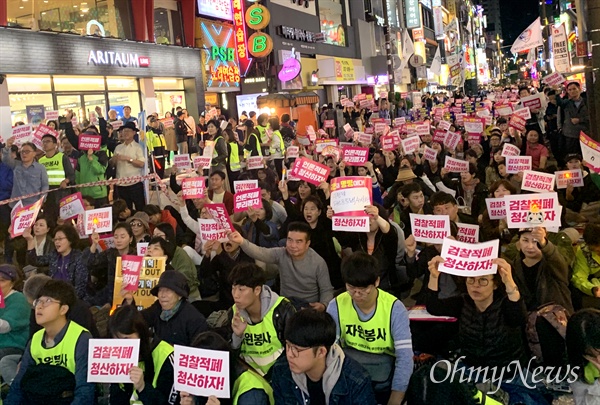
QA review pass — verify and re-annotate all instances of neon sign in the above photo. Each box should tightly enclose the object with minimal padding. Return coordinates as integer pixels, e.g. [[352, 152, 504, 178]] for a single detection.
[[200, 21, 240, 88], [245, 2, 273, 58], [233, 0, 252, 76]]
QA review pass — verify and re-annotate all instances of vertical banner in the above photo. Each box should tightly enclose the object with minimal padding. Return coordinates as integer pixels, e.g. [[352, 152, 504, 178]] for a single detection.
[[551, 24, 571, 73]]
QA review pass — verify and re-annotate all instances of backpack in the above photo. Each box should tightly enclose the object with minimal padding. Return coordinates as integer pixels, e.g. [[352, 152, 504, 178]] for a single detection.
[[526, 303, 569, 366]]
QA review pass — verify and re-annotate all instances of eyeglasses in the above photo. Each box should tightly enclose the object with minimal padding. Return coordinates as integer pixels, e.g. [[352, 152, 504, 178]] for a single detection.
[[285, 341, 314, 358], [466, 278, 491, 287], [20, 149, 34, 155], [130, 222, 144, 227], [53, 237, 67, 242], [346, 284, 373, 296], [33, 297, 61, 308]]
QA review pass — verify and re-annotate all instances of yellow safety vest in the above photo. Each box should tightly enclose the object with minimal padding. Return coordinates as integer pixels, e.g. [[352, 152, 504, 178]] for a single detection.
[[233, 369, 275, 404], [256, 125, 268, 144], [243, 133, 263, 160], [212, 135, 224, 166], [229, 142, 241, 172], [30, 321, 88, 375], [39, 152, 66, 186], [130, 340, 174, 404], [233, 296, 285, 376], [337, 289, 396, 357], [474, 390, 503, 404], [269, 130, 285, 157]]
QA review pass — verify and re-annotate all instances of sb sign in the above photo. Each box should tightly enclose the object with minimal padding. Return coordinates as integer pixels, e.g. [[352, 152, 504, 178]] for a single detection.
[[246, 2, 273, 58]]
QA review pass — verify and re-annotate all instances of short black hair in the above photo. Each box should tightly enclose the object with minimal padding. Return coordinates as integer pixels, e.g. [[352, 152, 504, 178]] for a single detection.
[[249, 111, 257, 118], [285, 309, 336, 352], [287, 221, 312, 241], [496, 117, 508, 125], [155, 222, 176, 243], [143, 204, 162, 217], [268, 117, 280, 131], [281, 114, 291, 123], [261, 199, 273, 221], [82, 195, 96, 209], [53, 224, 80, 247], [210, 170, 226, 180], [148, 236, 175, 262], [584, 224, 600, 247], [341, 252, 380, 287], [401, 182, 422, 199], [567, 308, 600, 379], [37, 280, 76, 316], [567, 81, 581, 89], [228, 262, 267, 288], [430, 191, 457, 207], [41, 134, 57, 143]]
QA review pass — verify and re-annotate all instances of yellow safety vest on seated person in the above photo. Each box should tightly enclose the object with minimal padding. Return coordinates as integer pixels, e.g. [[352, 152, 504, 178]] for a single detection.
[[233, 296, 285, 376], [38, 152, 66, 187], [212, 135, 225, 166], [229, 142, 241, 172], [336, 289, 396, 357], [269, 130, 285, 157], [30, 321, 88, 374], [233, 368, 275, 404], [129, 340, 174, 404]]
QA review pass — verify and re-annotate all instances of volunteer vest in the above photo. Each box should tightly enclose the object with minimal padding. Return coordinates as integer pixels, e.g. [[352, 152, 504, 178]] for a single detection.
[[233, 296, 285, 376], [39, 152, 66, 186], [337, 289, 396, 357], [229, 142, 241, 172], [269, 130, 285, 157], [243, 133, 263, 159], [233, 369, 275, 404], [256, 125, 268, 143], [130, 340, 174, 404], [212, 135, 224, 166], [30, 321, 88, 375]]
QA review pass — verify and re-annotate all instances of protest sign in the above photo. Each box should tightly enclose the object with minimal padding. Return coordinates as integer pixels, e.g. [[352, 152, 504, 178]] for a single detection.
[[415, 123, 430, 137], [394, 117, 406, 127], [315, 139, 338, 153], [364, 127, 374, 135], [286, 146, 299, 159], [467, 133, 482, 145], [198, 218, 229, 244], [202, 140, 215, 158], [374, 123, 387, 135], [9, 197, 44, 238], [580, 131, 600, 173], [137, 242, 148, 256], [486, 198, 507, 220], [110, 120, 124, 130], [439, 238, 499, 277], [495, 104, 513, 116], [444, 131, 461, 150], [409, 214, 451, 244], [356, 132, 373, 145], [542, 72, 566, 86], [381, 132, 400, 151], [321, 146, 342, 162], [12, 125, 32, 146], [98, 234, 115, 251], [45, 110, 59, 121], [112, 256, 167, 310], [444, 156, 469, 173], [59, 192, 86, 220], [520, 93, 543, 111], [234, 180, 258, 193], [174, 345, 230, 398], [438, 120, 451, 131], [521, 170, 555, 193], [120, 255, 144, 291], [342, 147, 369, 166], [401, 136, 420, 155], [246, 156, 264, 170], [455, 113, 465, 126], [433, 130, 446, 144], [555, 169, 584, 189], [290, 157, 329, 185], [330, 176, 372, 232], [501, 143, 521, 157], [506, 156, 532, 173], [505, 192, 561, 229], [160, 118, 174, 128], [509, 115, 526, 132], [182, 177, 206, 200], [512, 107, 531, 120], [463, 117, 485, 134], [205, 203, 234, 232], [193, 156, 211, 170], [323, 120, 335, 129], [331, 216, 370, 232], [84, 207, 112, 235], [423, 146, 438, 162], [174, 154, 192, 169], [78, 134, 102, 151], [234, 189, 262, 213], [457, 223, 480, 244], [88, 339, 140, 383]]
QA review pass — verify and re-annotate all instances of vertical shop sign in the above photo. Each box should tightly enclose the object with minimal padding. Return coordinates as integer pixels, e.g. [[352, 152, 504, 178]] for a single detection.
[[405, 0, 421, 29], [232, 0, 252, 76]]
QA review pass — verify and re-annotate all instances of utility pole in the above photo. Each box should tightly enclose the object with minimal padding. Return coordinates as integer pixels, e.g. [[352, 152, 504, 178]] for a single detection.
[[382, 0, 395, 98], [585, 0, 600, 139]]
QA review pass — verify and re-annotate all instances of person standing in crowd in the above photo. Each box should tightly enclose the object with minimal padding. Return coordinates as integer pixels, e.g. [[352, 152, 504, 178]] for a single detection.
[[268, 116, 285, 178], [207, 119, 228, 176], [121, 105, 138, 126], [280, 114, 296, 148], [182, 109, 197, 155], [551, 81, 589, 156], [256, 113, 270, 157], [76, 147, 108, 208], [174, 110, 188, 155], [110, 122, 146, 211], [162, 111, 177, 165], [0, 265, 30, 360], [242, 119, 262, 158], [146, 115, 167, 179], [37, 133, 76, 216], [207, 170, 234, 215], [571, 224, 600, 310]]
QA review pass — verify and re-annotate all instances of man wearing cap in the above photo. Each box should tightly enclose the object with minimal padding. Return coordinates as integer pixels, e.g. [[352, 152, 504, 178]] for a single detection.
[[38, 133, 76, 216], [110, 122, 146, 211]]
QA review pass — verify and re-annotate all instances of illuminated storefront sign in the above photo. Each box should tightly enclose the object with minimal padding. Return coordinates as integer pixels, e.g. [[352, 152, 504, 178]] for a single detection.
[[87, 50, 149, 67], [233, 0, 252, 76], [197, 0, 233, 21], [246, 2, 273, 58], [405, 0, 421, 29], [199, 21, 240, 88]]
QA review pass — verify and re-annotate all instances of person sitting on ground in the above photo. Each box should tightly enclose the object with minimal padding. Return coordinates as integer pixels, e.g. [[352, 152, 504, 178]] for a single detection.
[[571, 224, 600, 310]]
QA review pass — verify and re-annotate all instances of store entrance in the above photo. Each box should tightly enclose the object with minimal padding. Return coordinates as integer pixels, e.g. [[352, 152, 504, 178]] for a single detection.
[[56, 93, 107, 124]]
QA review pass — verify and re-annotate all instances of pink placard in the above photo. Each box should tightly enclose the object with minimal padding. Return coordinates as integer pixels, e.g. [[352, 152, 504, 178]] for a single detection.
[[342, 146, 369, 166], [509, 115, 526, 132], [290, 157, 330, 185], [78, 134, 102, 151], [323, 120, 335, 129], [381, 132, 400, 151], [234, 188, 263, 213], [121, 255, 144, 291], [205, 203, 234, 232], [181, 177, 206, 200]]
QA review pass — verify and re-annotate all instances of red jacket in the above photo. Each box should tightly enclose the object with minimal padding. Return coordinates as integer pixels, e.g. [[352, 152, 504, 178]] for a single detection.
[[149, 210, 178, 234], [208, 190, 235, 215]]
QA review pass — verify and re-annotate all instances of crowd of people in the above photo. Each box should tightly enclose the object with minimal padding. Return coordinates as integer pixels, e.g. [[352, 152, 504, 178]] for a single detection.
[[0, 78, 599, 405]]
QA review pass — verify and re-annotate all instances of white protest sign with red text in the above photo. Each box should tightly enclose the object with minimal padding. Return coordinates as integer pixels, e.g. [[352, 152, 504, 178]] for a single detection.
[[234, 189, 262, 213], [520, 93, 543, 111], [555, 169, 584, 189], [509, 115, 526, 132], [505, 156, 532, 173], [9, 197, 44, 238], [246, 156, 265, 170], [580, 132, 600, 173], [401, 136, 420, 155], [87, 339, 140, 383], [444, 156, 469, 173], [234, 180, 258, 193], [439, 238, 499, 277], [505, 192, 561, 229], [542, 72, 566, 86], [84, 207, 113, 235], [291, 157, 330, 186], [12, 125, 32, 146], [205, 203, 233, 232], [45, 110, 59, 121], [174, 345, 230, 398], [457, 223, 480, 244], [181, 177, 206, 200], [438, 120, 451, 131], [286, 146, 299, 159], [463, 117, 485, 134], [356, 132, 373, 145], [521, 170, 555, 193], [409, 214, 451, 244], [120, 255, 144, 291], [513, 107, 531, 120], [59, 192, 86, 220], [423, 146, 438, 162], [78, 134, 102, 151], [136, 243, 148, 256], [174, 154, 192, 170], [486, 198, 507, 220], [193, 156, 211, 170], [444, 131, 461, 150], [198, 218, 229, 244], [501, 143, 521, 157], [342, 147, 369, 166], [330, 176, 372, 232]]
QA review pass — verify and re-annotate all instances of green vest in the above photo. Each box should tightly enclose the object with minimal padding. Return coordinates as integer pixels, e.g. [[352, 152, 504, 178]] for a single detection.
[[229, 142, 241, 172], [243, 133, 263, 159], [337, 289, 396, 357], [39, 152, 66, 186], [212, 135, 224, 166], [233, 369, 274, 404], [256, 125, 268, 143], [233, 296, 285, 376], [269, 130, 285, 157], [30, 321, 88, 375], [130, 340, 174, 404]]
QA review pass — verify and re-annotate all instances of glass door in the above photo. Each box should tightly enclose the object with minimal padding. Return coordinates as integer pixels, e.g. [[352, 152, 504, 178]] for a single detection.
[[56, 94, 83, 124], [83, 93, 108, 125]]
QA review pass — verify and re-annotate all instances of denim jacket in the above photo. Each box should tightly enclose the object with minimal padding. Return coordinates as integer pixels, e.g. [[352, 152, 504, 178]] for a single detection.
[[271, 344, 376, 405]]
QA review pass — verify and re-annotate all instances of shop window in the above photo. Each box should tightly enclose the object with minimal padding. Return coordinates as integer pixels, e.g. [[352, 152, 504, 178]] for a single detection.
[[53, 76, 106, 92], [6, 0, 134, 39], [7, 75, 52, 92], [152, 78, 185, 91], [107, 77, 139, 91], [155, 91, 186, 117], [108, 91, 141, 119], [319, 0, 346, 47], [9, 93, 54, 126], [154, 0, 184, 45]]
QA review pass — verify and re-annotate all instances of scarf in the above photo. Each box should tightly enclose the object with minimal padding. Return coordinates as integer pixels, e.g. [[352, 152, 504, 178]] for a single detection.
[[160, 299, 182, 322]]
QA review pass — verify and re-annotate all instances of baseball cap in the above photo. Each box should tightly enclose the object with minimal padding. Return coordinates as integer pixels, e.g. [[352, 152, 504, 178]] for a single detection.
[[564, 153, 582, 163]]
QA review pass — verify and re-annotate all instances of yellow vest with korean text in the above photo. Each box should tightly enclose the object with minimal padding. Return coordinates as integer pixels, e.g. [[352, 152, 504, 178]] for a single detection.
[[233, 296, 285, 376], [30, 321, 88, 375], [337, 289, 396, 357], [233, 369, 275, 404], [229, 142, 241, 172], [39, 152, 66, 186]]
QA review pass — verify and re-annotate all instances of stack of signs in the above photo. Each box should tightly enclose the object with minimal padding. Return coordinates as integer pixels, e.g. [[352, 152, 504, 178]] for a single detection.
[[9, 197, 44, 238], [193, 156, 211, 170], [444, 156, 469, 173], [486, 198, 507, 219], [291, 157, 330, 186], [59, 192, 86, 220], [174, 346, 230, 398], [409, 214, 451, 244], [555, 169, 584, 189], [181, 177, 206, 199], [233, 188, 262, 213], [504, 192, 561, 229], [521, 171, 555, 193], [84, 207, 113, 235], [438, 239, 499, 277], [112, 256, 167, 310], [330, 177, 372, 232], [234, 180, 258, 193], [87, 339, 140, 383], [198, 218, 229, 244], [205, 203, 234, 232], [506, 156, 532, 173], [342, 147, 369, 166]]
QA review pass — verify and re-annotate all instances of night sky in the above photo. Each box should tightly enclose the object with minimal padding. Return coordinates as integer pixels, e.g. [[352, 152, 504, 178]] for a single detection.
[[499, 0, 540, 46]]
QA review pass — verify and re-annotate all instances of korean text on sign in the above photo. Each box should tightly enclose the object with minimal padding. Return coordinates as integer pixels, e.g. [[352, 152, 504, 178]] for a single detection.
[[205, 203, 234, 232], [234, 188, 262, 213], [444, 156, 469, 173], [84, 207, 113, 235], [409, 214, 451, 244], [505, 156, 531, 174], [234, 180, 258, 193], [457, 223, 480, 244], [174, 345, 230, 398], [87, 339, 140, 383], [330, 176, 372, 233], [555, 169, 583, 189], [112, 256, 166, 311], [291, 157, 330, 186], [78, 134, 102, 151], [9, 197, 44, 239], [521, 171, 555, 193], [174, 154, 192, 169], [120, 255, 143, 292], [439, 238, 499, 277], [198, 218, 229, 244], [485, 198, 507, 220], [246, 156, 265, 170], [182, 177, 206, 200], [59, 192, 86, 220], [193, 156, 211, 170], [504, 192, 561, 229], [342, 147, 369, 166]]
